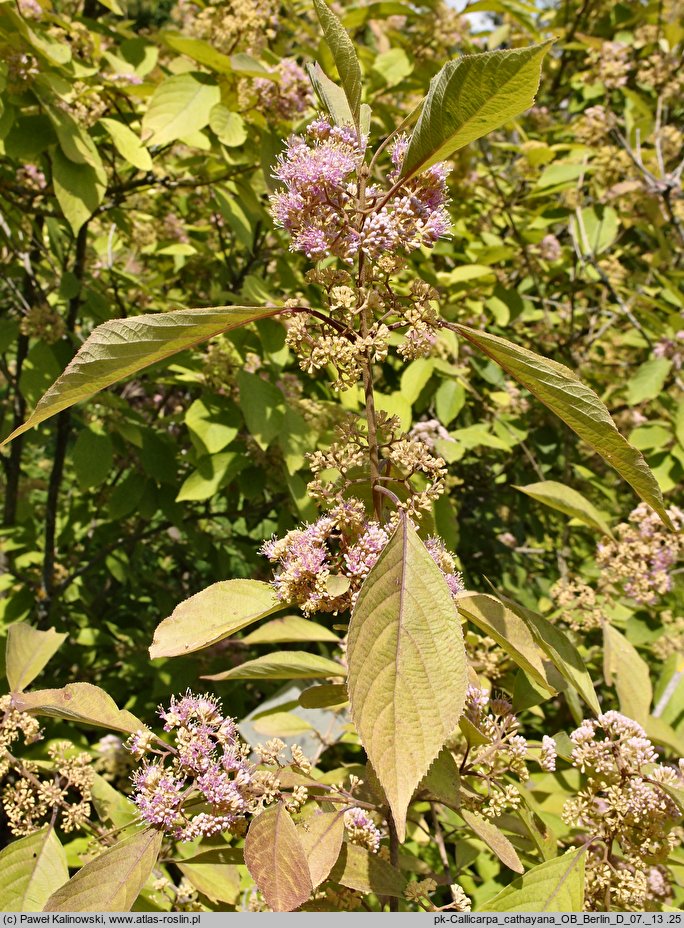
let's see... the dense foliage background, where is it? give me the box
[0,0,682,913]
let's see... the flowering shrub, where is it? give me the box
[0,0,682,916]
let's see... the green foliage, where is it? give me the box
[0,0,682,914]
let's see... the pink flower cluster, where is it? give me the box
[254,58,311,120]
[128,692,253,841]
[344,806,381,852]
[262,507,463,616]
[270,120,451,263]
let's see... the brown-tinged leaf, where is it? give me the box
[460,808,524,873]
[298,812,345,888]
[347,518,467,842]
[328,843,406,896]
[244,803,313,912]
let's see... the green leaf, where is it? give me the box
[460,808,524,873]
[400,43,550,181]
[91,774,137,829]
[204,651,344,682]
[244,803,313,912]
[400,358,433,405]
[142,73,221,147]
[44,829,163,912]
[342,2,414,28]
[51,148,106,235]
[297,811,345,888]
[489,589,601,715]
[0,306,281,448]
[242,615,339,645]
[454,324,672,528]
[6,623,66,692]
[347,517,468,842]
[161,33,234,73]
[373,48,412,86]
[209,105,247,147]
[177,861,240,905]
[313,0,362,124]
[480,847,586,911]
[298,683,349,709]
[435,380,465,426]
[603,624,651,723]
[626,357,672,406]
[149,579,284,659]
[0,827,68,912]
[99,118,152,171]
[12,683,147,735]
[71,426,114,490]
[328,843,406,897]
[456,592,555,693]
[176,451,245,503]
[237,370,285,450]
[184,397,240,455]
[514,480,613,536]
[308,62,355,126]
[571,205,618,256]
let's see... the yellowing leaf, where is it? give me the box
[515,480,613,537]
[0,306,281,448]
[454,324,672,528]
[299,683,349,709]
[0,827,68,912]
[99,118,152,171]
[457,592,555,693]
[297,811,345,888]
[209,105,247,147]
[480,847,586,911]
[6,623,66,692]
[44,829,163,912]
[244,803,313,912]
[401,43,551,180]
[149,579,284,659]
[242,615,339,645]
[252,711,313,736]
[460,809,523,873]
[328,843,406,897]
[142,73,220,147]
[204,651,344,682]
[177,861,240,905]
[51,148,106,234]
[12,683,146,735]
[489,588,601,716]
[347,518,467,842]
[603,624,651,723]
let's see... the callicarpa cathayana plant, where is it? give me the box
[1,0,683,916]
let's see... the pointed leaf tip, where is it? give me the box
[347,517,468,841]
